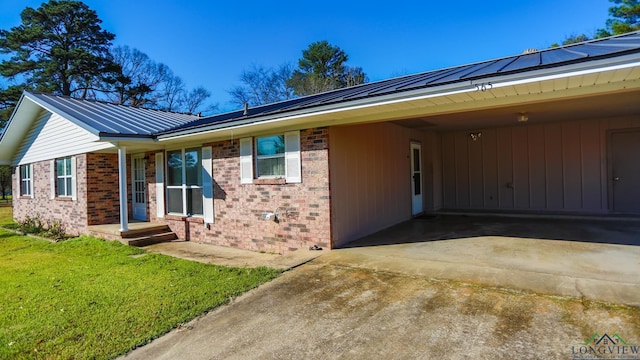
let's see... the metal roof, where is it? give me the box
[24,92,201,137]
[162,31,640,135]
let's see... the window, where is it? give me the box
[166,148,203,216]
[256,135,285,177]
[56,157,73,197]
[20,164,33,197]
[240,131,301,184]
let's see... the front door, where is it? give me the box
[410,143,423,216]
[132,155,147,221]
[611,131,640,214]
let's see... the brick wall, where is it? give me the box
[86,153,121,225]
[151,127,332,254]
[12,154,89,236]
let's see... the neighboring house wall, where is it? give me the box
[12,155,88,236]
[440,116,640,213]
[150,127,331,254]
[329,122,430,248]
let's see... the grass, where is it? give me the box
[0,217,281,359]
[0,206,11,225]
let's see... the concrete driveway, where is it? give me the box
[121,215,640,360]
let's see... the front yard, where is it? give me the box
[0,207,281,359]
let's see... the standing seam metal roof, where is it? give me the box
[25,93,201,136]
[163,31,640,135]
[16,31,640,139]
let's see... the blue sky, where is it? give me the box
[0,0,611,112]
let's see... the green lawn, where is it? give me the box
[0,223,281,359]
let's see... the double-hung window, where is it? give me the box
[56,157,73,197]
[256,135,285,177]
[20,164,33,197]
[166,148,203,216]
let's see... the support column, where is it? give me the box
[118,146,129,232]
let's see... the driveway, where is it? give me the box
[121,216,640,359]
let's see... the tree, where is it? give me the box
[596,0,640,37]
[287,40,367,96]
[0,165,11,200]
[108,45,167,107]
[182,86,212,115]
[228,64,294,108]
[0,0,118,100]
[550,34,591,48]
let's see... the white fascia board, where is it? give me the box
[157,54,640,142]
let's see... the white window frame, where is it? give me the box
[255,134,286,179]
[240,130,301,184]
[55,157,73,197]
[166,148,204,217]
[20,164,33,197]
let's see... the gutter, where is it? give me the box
[157,53,640,141]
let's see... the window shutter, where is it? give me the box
[155,152,165,218]
[15,167,20,198]
[50,160,55,199]
[284,130,301,183]
[70,157,77,201]
[239,137,253,184]
[28,165,34,198]
[202,146,214,224]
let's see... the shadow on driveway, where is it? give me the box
[341,214,640,248]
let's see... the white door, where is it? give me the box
[132,155,147,221]
[410,143,423,216]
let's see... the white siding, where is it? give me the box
[13,110,113,165]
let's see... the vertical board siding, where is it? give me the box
[545,124,564,209]
[440,117,637,214]
[482,129,499,208]
[454,133,470,207]
[512,127,530,208]
[528,125,546,209]
[496,128,514,208]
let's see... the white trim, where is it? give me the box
[70,156,77,201]
[155,152,165,218]
[202,146,214,224]
[239,137,253,184]
[118,147,129,232]
[49,160,55,199]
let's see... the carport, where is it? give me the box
[329,214,640,306]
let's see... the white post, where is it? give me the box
[118,146,129,232]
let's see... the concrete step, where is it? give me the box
[126,232,178,247]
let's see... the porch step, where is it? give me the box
[87,223,178,247]
[126,231,178,247]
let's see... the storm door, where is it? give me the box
[411,142,423,215]
[132,155,147,221]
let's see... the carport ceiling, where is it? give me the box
[392,90,640,131]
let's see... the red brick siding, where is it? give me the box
[86,153,121,225]
[150,127,332,254]
[12,155,89,236]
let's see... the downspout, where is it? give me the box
[118,146,129,232]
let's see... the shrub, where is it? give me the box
[17,215,68,241]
